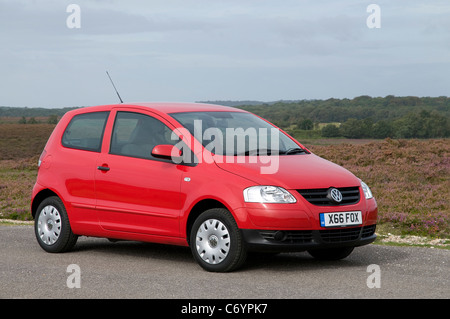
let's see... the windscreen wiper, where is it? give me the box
[235,147,309,156]
[235,149,277,156]
[283,147,309,155]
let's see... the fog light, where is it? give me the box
[274,231,286,242]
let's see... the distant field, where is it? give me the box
[0,123,448,239]
[0,116,52,124]
[0,124,55,160]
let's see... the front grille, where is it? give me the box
[361,224,376,238]
[297,187,360,206]
[319,227,362,243]
[256,225,376,246]
[260,230,313,244]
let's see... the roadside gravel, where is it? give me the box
[379,233,449,248]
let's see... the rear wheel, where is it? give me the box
[190,208,247,272]
[308,247,354,260]
[35,196,78,253]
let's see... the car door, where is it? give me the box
[58,110,110,231]
[95,109,184,237]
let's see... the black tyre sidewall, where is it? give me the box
[190,208,247,272]
[34,196,77,253]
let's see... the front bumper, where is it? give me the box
[242,224,377,252]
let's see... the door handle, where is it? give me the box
[97,165,110,172]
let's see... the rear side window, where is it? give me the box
[62,111,109,152]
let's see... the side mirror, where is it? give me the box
[151,144,182,161]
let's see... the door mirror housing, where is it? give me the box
[151,144,182,161]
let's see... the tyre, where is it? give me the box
[307,247,354,260]
[34,196,78,253]
[190,208,247,272]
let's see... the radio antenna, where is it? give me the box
[106,71,123,103]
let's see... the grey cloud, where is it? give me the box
[0,0,449,107]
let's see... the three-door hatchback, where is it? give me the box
[32,102,377,272]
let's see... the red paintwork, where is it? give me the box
[151,144,182,158]
[31,103,377,247]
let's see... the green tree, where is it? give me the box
[372,120,394,138]
[340,118,369,138]
[28,117,38,124]
[321,124,340,137]
[47,115,58,124]
[299,119,313,130]
[423,111,450,138]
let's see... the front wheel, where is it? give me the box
[190,208,247,272]
[34,196,78,253]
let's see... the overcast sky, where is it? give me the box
[1,0,449,108]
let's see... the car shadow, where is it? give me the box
[71,237,409,272]
[73,237,194,263]
[242,244,410,272]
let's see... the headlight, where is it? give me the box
[243,186,297,203]
[361,181,373,199]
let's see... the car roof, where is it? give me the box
[133,102,243,114]
[69,102,247,116]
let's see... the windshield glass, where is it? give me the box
[170,111,303,156]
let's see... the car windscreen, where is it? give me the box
[170,111,305,156]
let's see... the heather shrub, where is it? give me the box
[308,139,449,238]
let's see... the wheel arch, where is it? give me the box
[185,198,229,244]
[31,189,59,219]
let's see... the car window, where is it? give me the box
[110,111,179,159]
[171,111,298,155]
[61,111,109,152]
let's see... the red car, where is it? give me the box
[31,102,377,272]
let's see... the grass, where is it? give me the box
[0,123,449,240]
[0,157,37,221]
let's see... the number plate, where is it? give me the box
[320,211,362,227]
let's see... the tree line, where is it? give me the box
[0,106,77,118]
[2,95,449,138]
[322,110,449,139]
[234,96,450,139]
